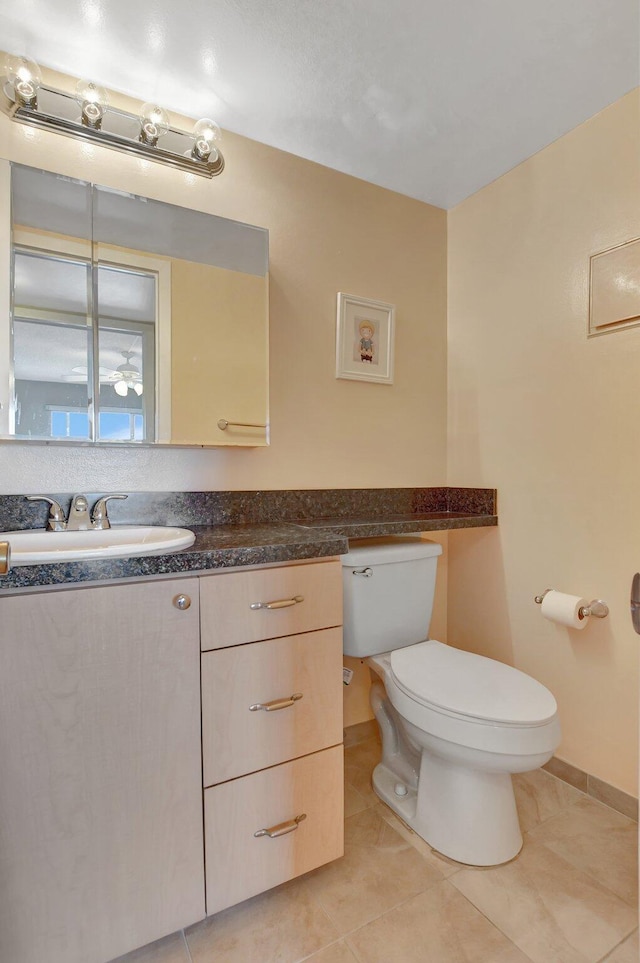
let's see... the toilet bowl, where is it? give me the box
[341,536,561,866]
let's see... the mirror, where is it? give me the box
[1,162,269,447]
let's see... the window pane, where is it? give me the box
[99,411,132,441]
[50,411,67,436]
[13,316,90,439]
[68,411,90,438]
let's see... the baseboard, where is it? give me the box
[344,719,378,747]
[543,756,638,821]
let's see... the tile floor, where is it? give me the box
[114,736,638,963]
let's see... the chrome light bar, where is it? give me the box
[1,81,225,179]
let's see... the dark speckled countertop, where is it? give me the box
[0,487,497,592]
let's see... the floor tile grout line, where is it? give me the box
[181,928,194,963]
[594,926,639,962]
[525,830,639,910]
[446,875,540,963]
[449,845,638,963]
[294,936,357,963]
[310,877,534,963]
[314,876,459,946]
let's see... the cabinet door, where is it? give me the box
[0,578,205,963]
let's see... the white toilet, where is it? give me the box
[341,536,561,866]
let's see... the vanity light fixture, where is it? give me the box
[1,54,225,178]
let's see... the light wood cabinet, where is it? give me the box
[0,557,344,962]
[201,558,344,916]
[0,578,205,963]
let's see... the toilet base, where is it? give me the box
[369,677,525,866]
[372,754,523,867]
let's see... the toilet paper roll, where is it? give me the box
[540,590,589,630]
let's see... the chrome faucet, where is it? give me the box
[91,494,128,530]
[25,495,67,531]
[26,493,128,531]
[66,494,91,531]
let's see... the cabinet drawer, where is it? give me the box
[200,560,342,650]
[202,627,343,786]
[205,746,343,915]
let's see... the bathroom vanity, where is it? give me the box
[0,559,344,963]
[0,486,497,963]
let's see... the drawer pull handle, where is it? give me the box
[250,595,304,611]
[249,692,303,712]
[254,813,307,838]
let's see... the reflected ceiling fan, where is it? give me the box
[65,352,143,395]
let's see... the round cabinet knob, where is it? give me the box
[173,594,191,610]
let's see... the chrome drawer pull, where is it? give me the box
[250,595,304,611]
[254,813,307,838]
[249,692,303,712]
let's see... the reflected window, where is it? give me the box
[50,408,144,441]
[50,409,90,440]
[97,263,156,442]
[13,247,91,439]
[11,247,157,441]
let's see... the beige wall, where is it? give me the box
[0,64,447,495]
[447,90,640,795]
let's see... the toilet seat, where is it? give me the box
[390,640,557,728]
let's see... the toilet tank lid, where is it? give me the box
[341,536,443,566]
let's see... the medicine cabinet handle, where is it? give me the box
[250,595,304,610]
[217,419,267,431]
[254,813,307,838]
[249,693,303,712]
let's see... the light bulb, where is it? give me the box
[114,380,128,397]
[139,103,169,146]
[191,117,221,162]
[75,79,109,129]
[5,54,42,108]
[133,382,143,396]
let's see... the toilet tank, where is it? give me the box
[341,536,443,657]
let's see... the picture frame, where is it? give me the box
[335,292,395,384]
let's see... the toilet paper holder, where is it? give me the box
[534,588,609,619]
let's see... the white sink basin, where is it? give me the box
[0,526,196,566]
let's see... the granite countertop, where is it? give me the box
[0,487,497,592]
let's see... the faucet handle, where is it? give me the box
[25,495,66,531]
[91,493,128,530]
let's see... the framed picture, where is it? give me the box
[589,237,640,336]
[335,293,395,384]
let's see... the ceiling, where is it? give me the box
[1,0,638,208]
